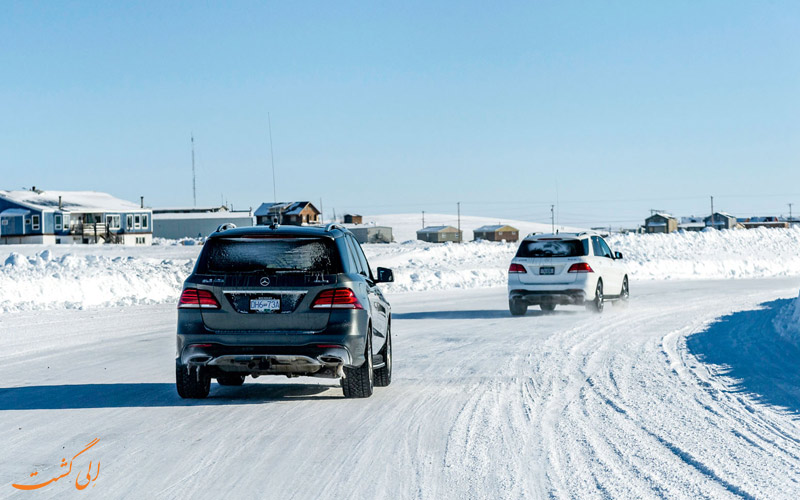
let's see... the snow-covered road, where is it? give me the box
[2,279,800,499]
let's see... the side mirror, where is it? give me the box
[376,267,394,283]
[614,251,624,260]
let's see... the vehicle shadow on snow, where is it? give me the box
[394,309,581,320]
[687,298,800,414]
[0,382,343,410]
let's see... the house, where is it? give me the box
[644,213,678,233]
[343,214,363,224]
[152,206,255,239]
[704,212,739,230]
[738,216,790,230]
[473,224,519,242]
[0,188,153,245]
[678,216,706,232]
[254,201,320,226]
[416,226,463,243]
[347,225,393,244]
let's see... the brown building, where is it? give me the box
[343,214,363,224]
[473,224,519,242]
[416,225,463,243]
[255,201,321,226]
[644,213,678,233]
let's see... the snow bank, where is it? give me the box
[773,291,800,345]
[607,227,800,281]
[2,225,800,313]
[365,240,516,293]
[0,251,193,313]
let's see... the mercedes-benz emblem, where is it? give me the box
[259,277,270,287]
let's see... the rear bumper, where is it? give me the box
[178,343,352,379]
[176,309,368,377]
[509,289,588,306]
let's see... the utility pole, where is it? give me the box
[191,134,196,207]
[790,203,794,222]
[457,202,461,243]
[710,196,715,229]
[320,198,324,224]
[422,211,425,229]
[268,113,277,203]
[551,205,555,233]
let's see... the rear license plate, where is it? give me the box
[250,298,280,313]
[539,267,555,275]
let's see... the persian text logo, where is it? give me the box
[12,438,101,491]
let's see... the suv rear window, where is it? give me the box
[516,239,589,258]
[195,237,342,274]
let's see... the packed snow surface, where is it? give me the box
[1,220,800,312]
[2,279,800,498]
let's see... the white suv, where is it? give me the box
[507,232,629,315]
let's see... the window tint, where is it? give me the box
[195,237,342,275]
[598,238,614,259]
[516,239,588,258]
[591,236,602,257]
[349,235,372,278]
[342,236,362,274]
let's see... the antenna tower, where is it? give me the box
[191,134,196,207]
[268,113,277,203]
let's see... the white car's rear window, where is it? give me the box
[516,239,589,258]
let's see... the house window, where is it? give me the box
[25,218,31,225]
[55,214,63,230]
[106,214,121,230]
[134,215,141,229]
[1,220,7,226]
[127,214,134,229]
[31,215,40,230]
[141,214,149,230]
[63,214,70,230]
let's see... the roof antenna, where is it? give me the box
[191,133,197,207]
[268,113,277,203]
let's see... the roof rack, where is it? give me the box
[325,223,346,232]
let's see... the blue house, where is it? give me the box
[0,188,153,245]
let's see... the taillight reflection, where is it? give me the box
[568,263,594,273]
[311,288,364,310]
[508,263,527,274]
[178,288,221,309]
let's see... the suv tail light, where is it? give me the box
[311,288,364,309]
[508,263,527,274]
[178,288,221,309]
[568,263,594,273]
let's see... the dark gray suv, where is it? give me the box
[175,223,393,399]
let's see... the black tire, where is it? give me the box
[374,324,392,387]
[176,363,210,399]
[616,276,630,307]
[216,374,246,386]
[587,279,604,313]
[540,303,556,312]
[341,328,374,398]
[509,299,528,316]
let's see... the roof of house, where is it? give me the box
[474,224,518,232]
[0,190,144,213]
[153,212,255,221]
[417,225,460,234]
[704,212,736,221]
[0,208,31,216]
[254,201,317,217]
[646,212,675,221]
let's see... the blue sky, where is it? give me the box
[2,1,799,227]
